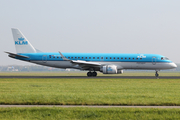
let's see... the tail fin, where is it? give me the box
[12,28,36,53]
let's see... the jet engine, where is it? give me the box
[100,65,123,74]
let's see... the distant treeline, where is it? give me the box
[0,65,68,72]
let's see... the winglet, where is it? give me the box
[58,51,71,61]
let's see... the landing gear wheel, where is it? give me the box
[155,73,159,77]
[155,71,159,78]
[87,72,92,77]
[92,72,97,77]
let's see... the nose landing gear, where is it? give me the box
[155,71,159,78]
[87,71,97,77]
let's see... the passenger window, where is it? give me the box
[75,57,77,59]
[53,57,55,58]
[82,57,83,59]
[49,55,51,58]
[101,57,103,59]
[125,58,127,59]
[133,58,134,59]
[57,57,59,58]
[117,57,119,59]
[89,57,91,59]
[85,57,87,59]
[68,57,70,59]
[136,58,138,59]
[110,57,112,59]
[93,57,95,59]
[71,57,73,59]
[140,58,142,60]
[129,58,130,59]
[114,57,115,59]
[106,57,108,59]
[78,57,80,59]
[97,57,99,59]
[121,58,123,59]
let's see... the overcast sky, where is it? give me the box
[1,0,180,65]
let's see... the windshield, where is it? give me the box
[161,57,169,60]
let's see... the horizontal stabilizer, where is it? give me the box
[4,51,29,58]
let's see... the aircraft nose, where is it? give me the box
[171,63,177,68]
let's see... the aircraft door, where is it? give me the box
[42,55,47,63]
[152,57,156,65]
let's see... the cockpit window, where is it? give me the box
[161,57,169,60]
[165,57,169,60]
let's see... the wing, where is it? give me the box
[72,60,101,66]
[59,51,102,70]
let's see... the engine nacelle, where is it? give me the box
[100,65,123,74]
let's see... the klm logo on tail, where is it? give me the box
[18,37,24,41]
[15,37,28,45]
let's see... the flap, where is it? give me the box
[72,60,101,66]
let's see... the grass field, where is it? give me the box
[0,71,180,76]
[0,78,180,105]
[0,107,180,120]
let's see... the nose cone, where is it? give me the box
[171,63,177,69]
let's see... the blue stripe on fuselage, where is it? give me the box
[16,53,172,63]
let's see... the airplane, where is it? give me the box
[5,28,177,77]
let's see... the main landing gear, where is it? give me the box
[155,71,159,78]
[87,71,97,77]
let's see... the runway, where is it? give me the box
[0,105,180,108]
[0,76,180,79]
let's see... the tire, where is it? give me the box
[87,72,92,77]
[155,73,159,77]
[92,72,97,77]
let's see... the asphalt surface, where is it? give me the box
[0,76,180,79]
[0,105,180,108]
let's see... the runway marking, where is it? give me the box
[0,76,180,79]
[0,105,180,108]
